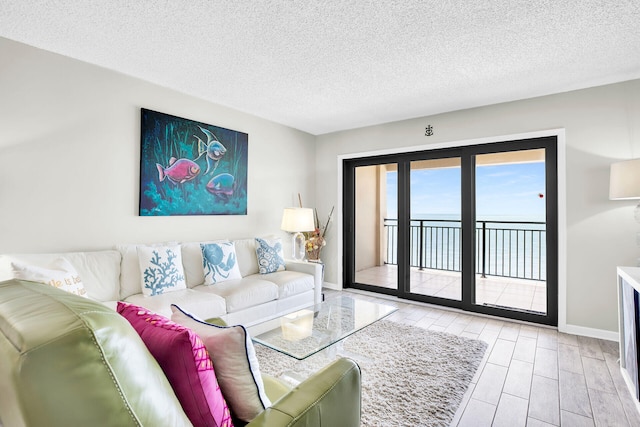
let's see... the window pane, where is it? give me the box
[354,164,397,290]
[408,158,462,301]
[475,149,547,314]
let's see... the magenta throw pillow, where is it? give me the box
[117,302,233,427]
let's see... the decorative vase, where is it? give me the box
[306,248,322,262]
[305,236,324,262]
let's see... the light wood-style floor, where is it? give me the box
[326,289,640,427]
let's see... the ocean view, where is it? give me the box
[384,214,547,281]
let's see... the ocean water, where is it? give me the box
[385,213,547,280]
[409,212,546,223]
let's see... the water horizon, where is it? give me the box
[386,212,546,223]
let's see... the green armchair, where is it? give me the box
[0,280,361,427]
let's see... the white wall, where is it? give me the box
[0,38,316,254]
[317,79,640,337]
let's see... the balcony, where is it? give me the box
[355,218,547,313]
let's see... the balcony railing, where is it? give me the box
[384,218,546,281]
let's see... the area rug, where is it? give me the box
[254,319,488,427]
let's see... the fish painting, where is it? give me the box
[206,173,235,199]
[195,126,227,175]
[139,108,248,216]
[156,157,200,184]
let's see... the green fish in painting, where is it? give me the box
[194,126,227,175]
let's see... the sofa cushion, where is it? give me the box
[202,242,242,285]
[171,305,271,423]
[233,238,259,277]
[255,237,285,274]
[124,288,227,319]
[0,250,122,302]
[248,270,314,299]
[0,280,192,427]
[137,244,187,296]
[118,302,233,427]
[194,278,278,313]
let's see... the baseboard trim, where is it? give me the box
[322,281,341,290]
[558,324,619,342]
[327,285,620,342]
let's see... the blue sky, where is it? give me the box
[386,162,546,221]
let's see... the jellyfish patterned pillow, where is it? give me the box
[201,242,242,285]
[255,237,285,274]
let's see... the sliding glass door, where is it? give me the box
[343,137,558,326]
[474,149,548,314]
[407,157,462,301]
[351,161,398,295]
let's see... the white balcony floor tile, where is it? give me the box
[355,265,546,312]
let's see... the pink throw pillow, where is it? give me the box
[117,302,233,427]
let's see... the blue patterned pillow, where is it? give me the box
[255,237,285,274]
[201,241,242,285]
[137,245,187,296]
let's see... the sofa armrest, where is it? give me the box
[285,260,324,305]
[248,358,361,427]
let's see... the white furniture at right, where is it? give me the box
[616,266,640,415]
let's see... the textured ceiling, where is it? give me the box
[2,1,640,135]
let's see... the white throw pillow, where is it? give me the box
[10,258,88,297]
[201,241,242,285]
[255,237,285,274]
[137,245,187,296]
[170,304,271,422]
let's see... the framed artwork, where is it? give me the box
[139,108,248,216]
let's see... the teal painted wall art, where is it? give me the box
[139,108,248,216]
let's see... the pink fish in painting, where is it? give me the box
[156,157,200,184]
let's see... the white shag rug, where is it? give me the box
[255,319,488,427]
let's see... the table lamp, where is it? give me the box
[281,207,315,260]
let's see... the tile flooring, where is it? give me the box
[330,289,640,426]
[355,265,547,313]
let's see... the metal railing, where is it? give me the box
[384,218,546,281]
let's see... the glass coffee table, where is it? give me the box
[249,295,397,360]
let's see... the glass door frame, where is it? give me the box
[343,153,400,299]
[343,136,558,326]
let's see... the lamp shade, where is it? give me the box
[280,208,315,232]
[610,159,640,200]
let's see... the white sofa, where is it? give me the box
[0,238,323,327]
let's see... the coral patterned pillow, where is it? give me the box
[201,241,242,285]
[136,244,187,296]
[117,302,233,427]
[255,237,285,274]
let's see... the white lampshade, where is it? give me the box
[281,208,315,261]
[280,208,315,232]
[610,159,640,200]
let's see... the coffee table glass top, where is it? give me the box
[249,295,397,360]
